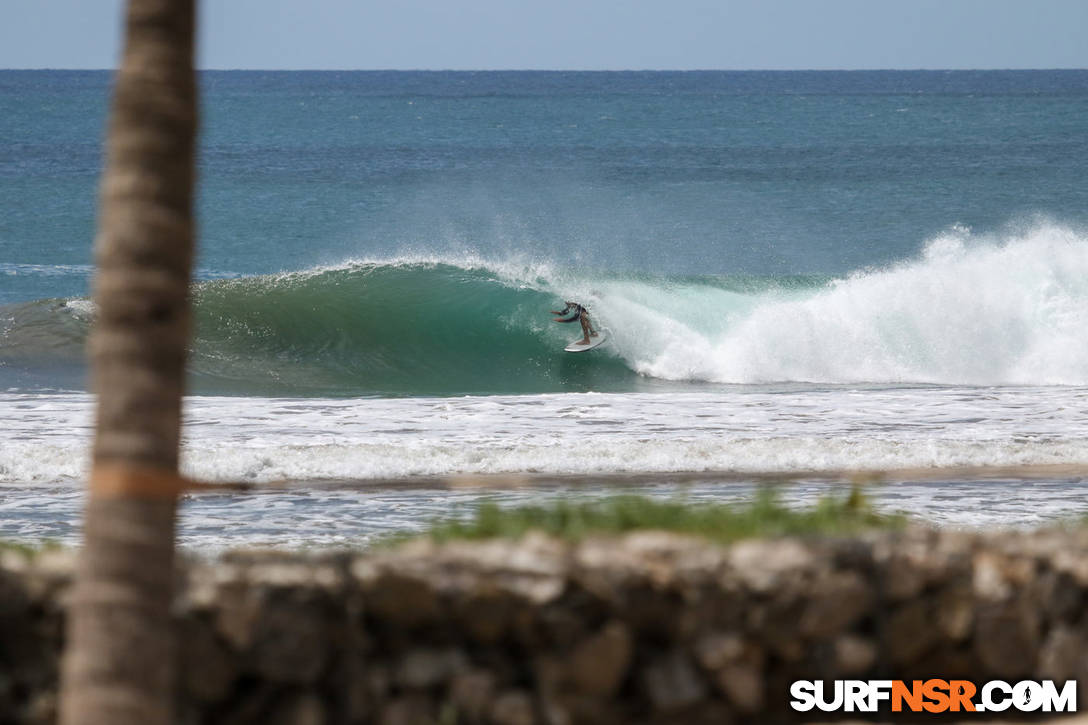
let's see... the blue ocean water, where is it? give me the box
[3,70,1088,287]
[4,70,1088,545]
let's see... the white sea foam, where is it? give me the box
[62,298,95,318]
[4,388,1088,549]
[4,386,1088,485]
[0,263,94,278]
[584,224,1088,386]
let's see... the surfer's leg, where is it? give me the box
[583,310,598,337]
[579,312,591,344]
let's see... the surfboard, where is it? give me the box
[564,328,610,353]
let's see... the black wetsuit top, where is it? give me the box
[556,302,584,323]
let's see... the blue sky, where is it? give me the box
[2,0,1086,70]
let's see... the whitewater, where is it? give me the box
[4,383,1088,548]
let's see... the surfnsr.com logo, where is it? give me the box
[790,679,1077,714]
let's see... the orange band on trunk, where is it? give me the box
[90,464,195,499]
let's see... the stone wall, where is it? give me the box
[2,527,1087,724]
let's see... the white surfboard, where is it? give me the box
[564,328,610,353]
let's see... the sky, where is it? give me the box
[1,0,1087,71]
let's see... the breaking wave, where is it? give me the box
[4,224,1088,395]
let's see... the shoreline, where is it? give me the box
[196,461,1088,494]
[3,463,1085,552]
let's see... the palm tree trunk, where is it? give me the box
[59,1,197,723]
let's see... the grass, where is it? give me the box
[0,539,63,557]
[392,486,905,546]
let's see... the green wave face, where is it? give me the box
[188,261,646,395]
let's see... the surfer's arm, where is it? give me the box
[551,301,586,323]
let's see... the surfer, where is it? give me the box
[551,301,598,346]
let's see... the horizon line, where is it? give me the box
[3,67,1088,73]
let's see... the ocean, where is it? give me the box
[3,70,1088,549]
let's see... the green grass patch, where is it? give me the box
[0,539,63,557]
[393,486,904,546]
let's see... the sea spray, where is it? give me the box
[622,224,1088,386]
